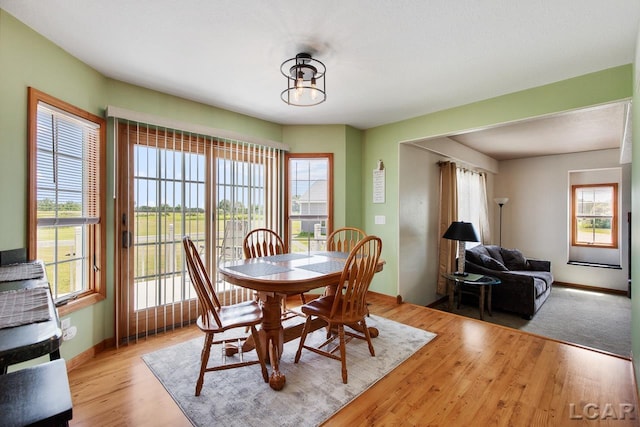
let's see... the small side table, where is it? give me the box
[443,273,501,320]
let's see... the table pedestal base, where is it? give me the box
[256,294,285,390]
[234,293,378,390]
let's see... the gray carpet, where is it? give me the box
[143,315,436,427]
[435,285,631,357]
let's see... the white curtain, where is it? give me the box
[456,167,490,245]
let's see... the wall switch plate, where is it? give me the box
[375,215,386,225]
[61,317,71,330]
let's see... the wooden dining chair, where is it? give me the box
[243,228,307,312]
[182,236,268,396]
[325,226,367,253]
[294,235,382,384]
[324,227,367,297]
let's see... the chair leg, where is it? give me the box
[250,325,269,383]
[361,319,375,357]
[338,325,347,384]
[294,316,313,363]
[325,321,333,339]
[196,333,214,396]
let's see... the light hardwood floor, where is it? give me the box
[67,293,639,426]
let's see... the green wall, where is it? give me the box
[105,80,282,142]
[345,126,364,228]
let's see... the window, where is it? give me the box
[571,183,618,248]
[285,154,333,253]
[28,88,106,311]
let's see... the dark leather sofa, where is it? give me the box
[464,245,553,319]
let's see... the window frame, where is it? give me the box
[571,183,618,249]
[284,153,333,252]
[28,87,107,315]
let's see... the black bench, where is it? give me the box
[0,359,72,427]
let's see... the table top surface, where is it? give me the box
[219,251,385,294]
[443,272,501,286]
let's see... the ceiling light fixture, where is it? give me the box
[280,52,326,106]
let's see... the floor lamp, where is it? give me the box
[494,197,509,246]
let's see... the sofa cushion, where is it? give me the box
[510,270,554,297]
[532,277,548,298]
[483,245,504,264]
[478,254,508,271]
[466,246,489,265]
[526,259,551,272]
[501,248,527,270]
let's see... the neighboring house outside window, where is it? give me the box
[28,88,106,312]
[285,153,333,253]
[298,180,327,215]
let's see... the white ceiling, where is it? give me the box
[1,1,639,159]
[449,102,631,161]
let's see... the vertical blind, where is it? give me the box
[116,119,284,343]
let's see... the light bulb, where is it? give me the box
[310,77,317,100]
[295,70,304,97]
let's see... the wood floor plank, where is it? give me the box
[66,293,639,426]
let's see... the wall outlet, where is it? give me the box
[375,215,386,225]
[61,317,71,330]
[62,326,77,341]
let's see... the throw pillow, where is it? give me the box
[479,254,508,271]
[484,245,504,263]
[501,248,527,270]
[465,249,484,265]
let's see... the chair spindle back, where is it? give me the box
[331,235,382,321]
[326,227,367,253]
[243,228,285,259]
[183,236,223,328]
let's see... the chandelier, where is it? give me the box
[280,52,326,106]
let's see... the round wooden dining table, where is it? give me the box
[218,251,384,390]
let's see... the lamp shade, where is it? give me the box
[494,197,509,206]
[442,221,479,242]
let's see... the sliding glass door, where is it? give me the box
[116,122,283,342]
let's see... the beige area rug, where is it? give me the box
[143,315,436,427]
